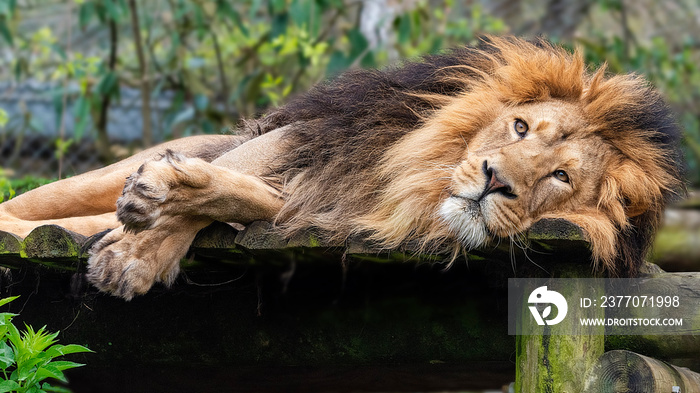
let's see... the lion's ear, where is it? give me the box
[540,211,618,274]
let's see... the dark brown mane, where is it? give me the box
[243,36,685,276]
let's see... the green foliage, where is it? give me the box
[0,109,8,128]
[0,170,15,203]
[575,14,700,184]
[0,297,92,393]
[1,1,698,184]
[0,169,53,203]
[1,0,506,143]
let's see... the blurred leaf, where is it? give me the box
[171,106,195,127]
[97,71,118,97]
[73,96,91,139]
[0,16,13,46]
[271,0,286,14]
[0,108,8,128]
[347,28,368,60]
[186,57,206,69]
[397,14,412,44]
[50,43,67,60]
[78,2,94,29]
[290,0,310,27]
[326,50,349,75]
[104,0,125,22]
[217,0,248,36]
[271,13,289,39]
[193,94,208,111]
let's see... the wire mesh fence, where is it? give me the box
[0,80,183,180]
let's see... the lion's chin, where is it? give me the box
[438,197,489,250]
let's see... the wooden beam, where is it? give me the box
[583,350,700,393]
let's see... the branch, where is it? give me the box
[211,32,231,118]
[95,18,118,162]
[128,0,153,147]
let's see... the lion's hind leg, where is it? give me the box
[87,150,284,299]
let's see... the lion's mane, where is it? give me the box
[247,36,684,275]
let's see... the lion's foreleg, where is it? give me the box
[88,150,284,299]
[114,151,283,231]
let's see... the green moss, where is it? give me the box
[307,234,321,248]
[0,234,21,255]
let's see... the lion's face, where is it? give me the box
[439,100,613,248]
[298,37,683,275]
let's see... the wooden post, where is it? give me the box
[515,268,605,392]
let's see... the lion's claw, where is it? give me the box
[116,151,211,233]
[116,166,168,233]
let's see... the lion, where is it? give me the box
[0,37,684,299]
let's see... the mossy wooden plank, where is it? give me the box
[286,230,341,248]
[0,230,26,268]
[527,218,586,241]
[583,350,700,393]
[191,221,240,250]
[21,225,86,269]
[234,221,288,250]
[0,230,22,255]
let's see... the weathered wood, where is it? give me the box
[21,225,86,269]
[620,272,700,334]
[526,218,585,241]
[0,230,22,255]
[0,230,24,269]
[606,335,700,364]
[190,221,239,249]
[515,265,606,393]
[583,350,700,393]
[234,220,288,250]
[0,216,697,391]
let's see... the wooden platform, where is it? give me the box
[0,219,698,392]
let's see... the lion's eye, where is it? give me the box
[514,119,529,137]
[553,170,569,183]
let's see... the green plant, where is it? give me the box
[0,297,92,393]
[0,172,54,202]
[0,108,8,128]
[0,170,15,203]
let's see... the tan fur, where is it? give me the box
[349,38,682,274]
[0,37,684,298]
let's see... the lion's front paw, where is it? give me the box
[117,151,211,233]
[86,225,187,300]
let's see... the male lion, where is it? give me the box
[0,37,684,299]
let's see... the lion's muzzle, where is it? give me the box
[480,161,516,201]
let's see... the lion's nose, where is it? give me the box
[479,161,516,200]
